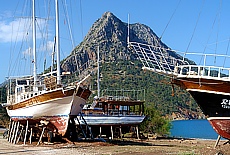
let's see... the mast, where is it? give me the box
[127,14,130,45]
[97,46,100,98]
[55,0,61,85]
[32,0,37,85]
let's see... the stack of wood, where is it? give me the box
[44,76,57,90]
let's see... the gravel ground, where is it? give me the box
[0,137,229,155]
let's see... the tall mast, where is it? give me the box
[32,0,37,85]
[127,14,130,45]
[55,0,61,85]
[97,46,100,98]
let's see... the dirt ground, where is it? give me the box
[0,137,229,155]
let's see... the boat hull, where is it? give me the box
[77,115,145,126]
[207,118,230,140]
[173,77,230,139]
[6,87,91,136]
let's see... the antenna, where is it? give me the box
[127,14,130,45]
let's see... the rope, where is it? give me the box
[62,0,75,49]
[214,0,222,65]
[199,0,222,66]
[185,0,205,56]
[160,0,181,40]
[223,37,230,67]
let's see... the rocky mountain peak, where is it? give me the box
[61,11,171,74]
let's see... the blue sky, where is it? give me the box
[0,0,229,83]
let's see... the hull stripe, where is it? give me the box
[187,88,230,96]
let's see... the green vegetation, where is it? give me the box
[0,86,9,127]
[139,105,171,136]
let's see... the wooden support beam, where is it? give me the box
[214,135,221,148]
[24,120,29,145]
[10,121,16,143]
[7,119,12,142]
[119,126,122,139]
[30,128,33,144]
[16,127,23,144]
[8,120,12,142]
[99,126,102,138]
[75,116,87,138]
[136,125,139,139]
[13,122,20,144]
[111,126,113,140]
[37,127,45,146]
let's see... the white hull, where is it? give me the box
[7,92,88,136]
[76,115,145,126]
[7,95,86,119]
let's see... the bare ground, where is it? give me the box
[0,137,229,155]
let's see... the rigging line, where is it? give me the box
[42,0,52,71]
[198,0,220,66]
[10,1,30,77]
[214,0,222,65]
[160,0,181,40]
[47,0,52,70]
[62,0,75,49]
[184,0,205,59]
[8,0,26,77]
[223,37,230,67]
[79,0,84,40]
[69,0,75,45]
[36,19,47,71]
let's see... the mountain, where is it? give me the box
[60,12,203,119]
[61,12,176,73]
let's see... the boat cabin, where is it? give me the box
[82,96,144,116]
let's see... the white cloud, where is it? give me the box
[0,16,56,59]
[0,17,52,43]
[0,18,31,43]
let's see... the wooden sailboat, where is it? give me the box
[4,0,91,136]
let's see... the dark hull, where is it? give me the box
[188,91,230,117]
[173,77,230,139]
[189,90,230,139]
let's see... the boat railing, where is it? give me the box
[82,109,143,116]
[129,41,189,76]
[129,41,230,80]
[174,65,230,80]
[101,89,145,101]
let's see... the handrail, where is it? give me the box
[174,65,230,79]
[129,41,230,80]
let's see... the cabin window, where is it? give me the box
[17,87,23,93]
[17,80,27,85]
